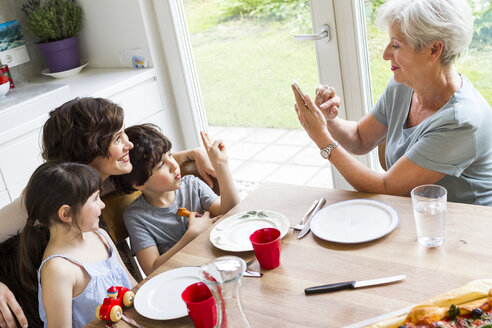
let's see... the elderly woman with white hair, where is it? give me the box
[293,0,492,205]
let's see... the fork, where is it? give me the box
[292,199,319,235]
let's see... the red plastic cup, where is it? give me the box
[181,282,217,328]
[249,228,281,269]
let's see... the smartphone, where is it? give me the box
[292,79,305,102]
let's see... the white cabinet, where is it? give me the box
[0,130,43,202]
[0,130,43,189]
[110,78,162,126]
[142,109,182,144]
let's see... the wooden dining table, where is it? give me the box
[86,182,492,328]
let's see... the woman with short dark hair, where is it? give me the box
[42,97,126,165]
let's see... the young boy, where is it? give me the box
[113,124,239,275]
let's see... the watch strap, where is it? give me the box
[320,141,339,159]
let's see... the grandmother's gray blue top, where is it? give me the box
[372,75,492,206]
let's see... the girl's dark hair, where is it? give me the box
[19,162,102,291]
[42,97,124,164]
[113,124,172,194]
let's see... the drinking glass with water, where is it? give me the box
[411,185,447,247]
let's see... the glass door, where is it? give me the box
[182,0,339,193]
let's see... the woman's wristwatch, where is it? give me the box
[320,141,339,159]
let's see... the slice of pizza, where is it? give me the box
[370,279,492,328]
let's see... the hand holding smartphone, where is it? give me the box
[292,79,305,102]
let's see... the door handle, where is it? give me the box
[294,24,331,42]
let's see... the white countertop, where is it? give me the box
[0,68,156,145]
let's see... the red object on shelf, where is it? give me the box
[0,65,14,89]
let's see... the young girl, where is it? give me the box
[19,162,136,328]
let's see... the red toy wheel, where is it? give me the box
[123,291,135,307]
[110,305,122,322]
[95,305,102,320]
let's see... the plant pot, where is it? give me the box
[38,36,80,73]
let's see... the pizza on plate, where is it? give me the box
[370,279,492,328]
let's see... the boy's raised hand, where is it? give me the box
[200,131,228,166]
[200,131,239,216]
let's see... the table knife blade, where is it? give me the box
[297,197,326,238]
[305,274,406,294]
[244,270,263,278]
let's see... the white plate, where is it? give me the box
[310,199,399,243]
[41,62,88,79]
[134,266,200,320]
[210,210,290,252]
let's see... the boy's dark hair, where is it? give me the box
[113,124,172,194]
[42,97,124,164]
[19,162,102,291]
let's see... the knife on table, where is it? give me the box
[304,274,406,295]
[297,197,326,239]
[244,270,263,278]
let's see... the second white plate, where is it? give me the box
[41,62,88,79]
[134,266,201,320]
[210,210,289,252]
[310,199,399,243]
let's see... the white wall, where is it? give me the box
[78,0,152,68]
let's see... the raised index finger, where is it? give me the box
[200,131,211,149]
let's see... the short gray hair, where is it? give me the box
[376,0,474,66]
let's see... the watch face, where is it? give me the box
[320,142,338,159]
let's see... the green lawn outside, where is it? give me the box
[189,19,318,128]
[185,0,492,128]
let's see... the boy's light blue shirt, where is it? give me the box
[372,75,492,206]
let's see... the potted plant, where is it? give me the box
[21,0,83,73]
